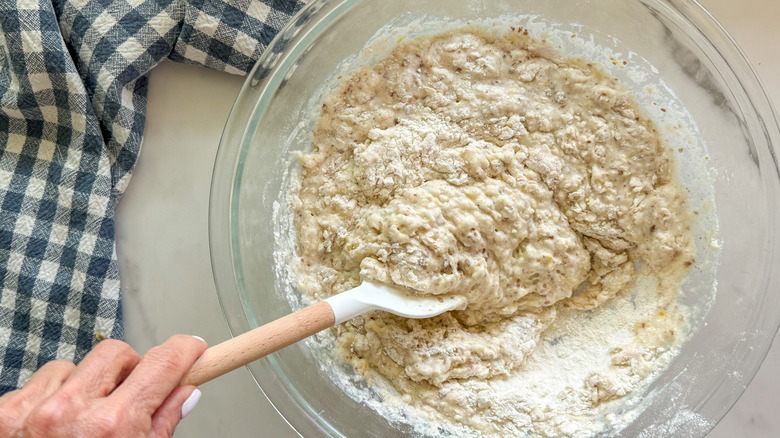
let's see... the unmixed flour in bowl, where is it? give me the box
[291,26,694,437]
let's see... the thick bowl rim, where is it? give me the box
[209,0,780,436]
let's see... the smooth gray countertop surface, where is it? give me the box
[115,0,780,435]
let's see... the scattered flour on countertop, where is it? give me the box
[291,26,695,437]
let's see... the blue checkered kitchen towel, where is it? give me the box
[0,0,303,394]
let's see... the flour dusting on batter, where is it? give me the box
[291,27,694,437]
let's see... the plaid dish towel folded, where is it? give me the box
[0,0,303,394]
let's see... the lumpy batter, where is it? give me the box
[292,27,694,436]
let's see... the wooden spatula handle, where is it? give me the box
[181,301,335,386]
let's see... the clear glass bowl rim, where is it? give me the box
[208,0,780,436]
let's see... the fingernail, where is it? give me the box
[181,388,201,419]
[192,335,206,344]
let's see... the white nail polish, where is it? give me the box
[192,335,206,343]
[181,388,202,419]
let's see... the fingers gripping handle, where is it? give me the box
[181,301,336,386]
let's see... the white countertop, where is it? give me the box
[115,0,780,436]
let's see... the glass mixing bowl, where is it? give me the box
[209,0,780,436]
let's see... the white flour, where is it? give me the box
[288,25,702,437]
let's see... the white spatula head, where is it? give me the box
[181,281,468,386]
[325,281,468,325]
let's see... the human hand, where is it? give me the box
[0,335,207,437]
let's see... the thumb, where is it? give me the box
[149,386,200,438]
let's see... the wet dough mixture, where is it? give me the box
[292,27,694,436]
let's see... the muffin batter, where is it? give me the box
[292,27,694,436]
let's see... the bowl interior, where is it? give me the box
[210,0,780,436]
